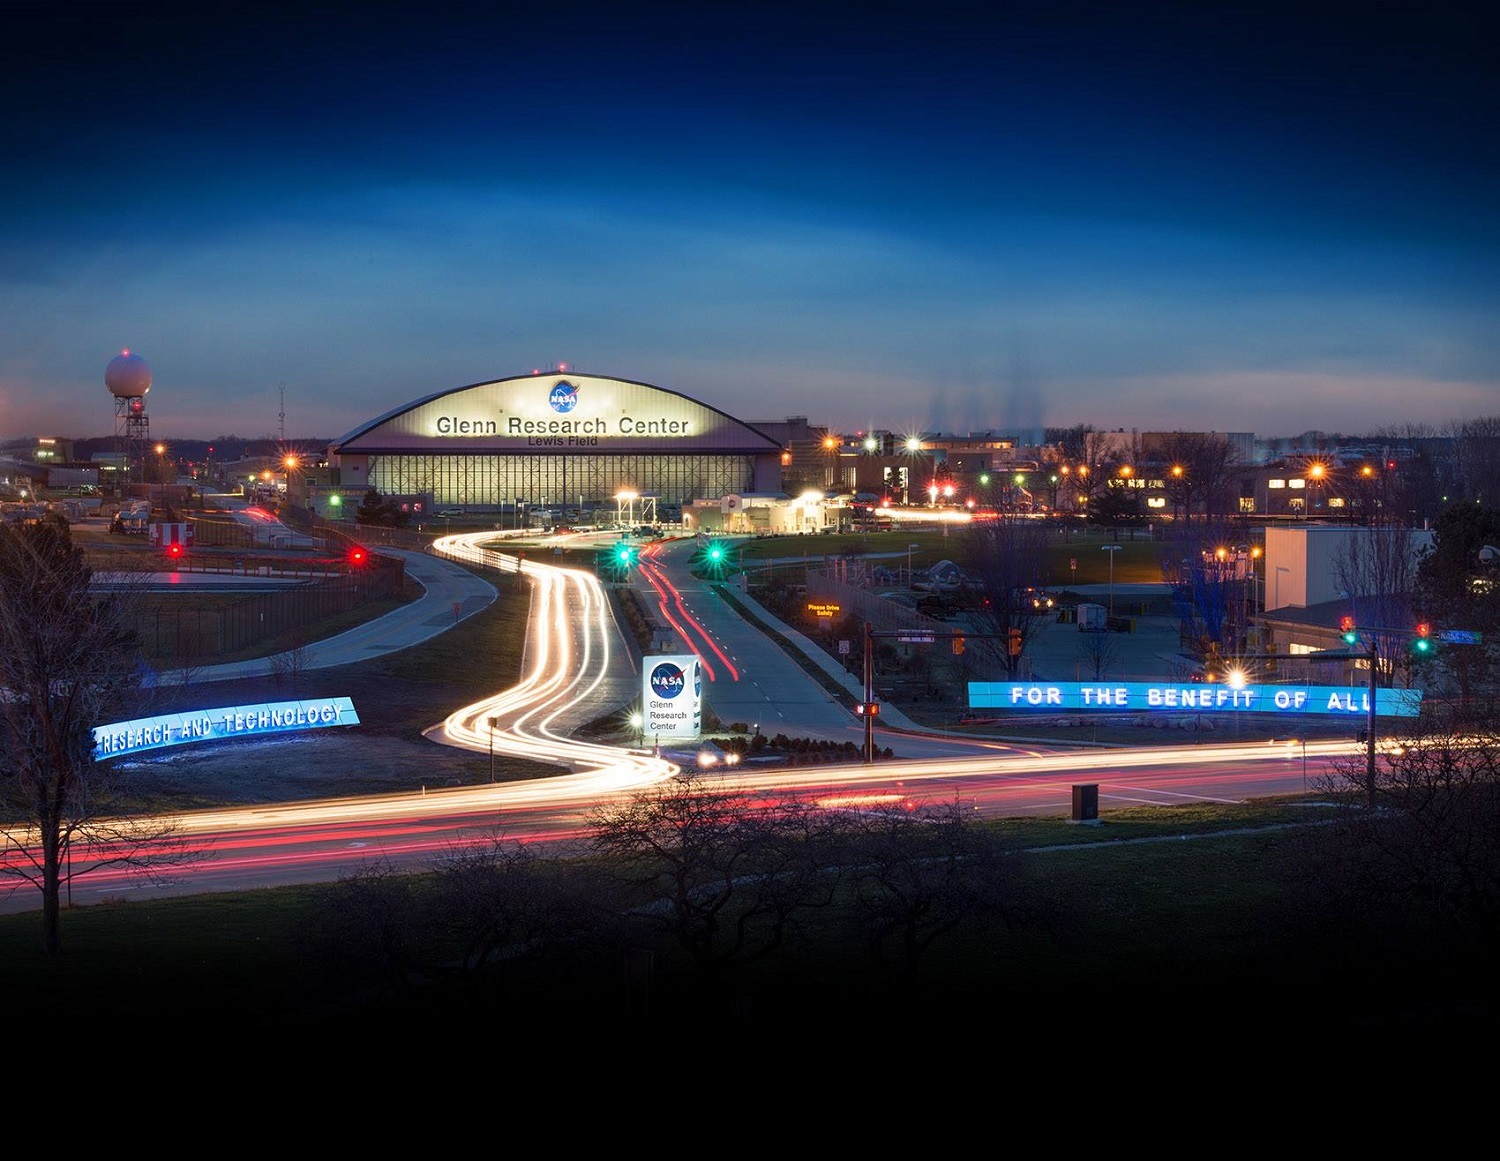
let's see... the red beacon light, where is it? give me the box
[348,546,368,567]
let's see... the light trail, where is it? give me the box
[426,531,678,795]
[635,540,740,681]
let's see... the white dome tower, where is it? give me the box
[106,349,152,495]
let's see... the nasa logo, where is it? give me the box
[692,661,701,698]
[548,380,579,414]
[650,662,685,699]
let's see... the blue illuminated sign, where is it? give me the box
[94,697,360,759]
[548,380,579,413]
[968,681,1421,718]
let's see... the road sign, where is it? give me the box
[838,640,851,655]
[1438,629,1482,644]
[896,632,936,644]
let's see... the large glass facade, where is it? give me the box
[366,452,759,512]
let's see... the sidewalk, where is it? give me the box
[150,548,498,685]
[726,589,927,731]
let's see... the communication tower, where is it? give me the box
[105,349,152,495]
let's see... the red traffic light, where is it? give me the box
[854,702,881,717]
[348,546,368,567]
[165,542,184,559]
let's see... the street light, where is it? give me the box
[487,715,500,782]
[1102,544,1122,616]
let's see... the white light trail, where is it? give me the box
[427,532,676,796]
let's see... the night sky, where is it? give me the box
[2,0,1495,444]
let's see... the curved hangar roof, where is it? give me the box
[329,373,783,456]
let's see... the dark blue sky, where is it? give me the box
[3,0,1495,442]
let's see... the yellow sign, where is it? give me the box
[807,602,841,618]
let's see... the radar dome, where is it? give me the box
[105,349,151,398]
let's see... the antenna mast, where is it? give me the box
[278,384,286,441]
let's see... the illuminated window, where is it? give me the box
[1288,479,1306,489]
[1328,497,1345,508]
[1268,479,1285,489]
[1238,497,1256,513]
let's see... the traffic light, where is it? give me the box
[952,635,965,655]
[1008,628,1022,657]
[600,540,637,580]
[1340,615,1358,645]
[1413,622,1432,655]
[697,538,729,576]
[348,545,369,567]
[165,541,185,563]
[854,702,881,718]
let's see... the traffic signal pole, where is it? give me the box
[1365,639,1377,810]
[863,621,874,764]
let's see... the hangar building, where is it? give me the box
[325,372,787,521]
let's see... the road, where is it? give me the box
[0,735,1352,913]
[0,527,1355,914]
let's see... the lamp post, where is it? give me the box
[1102,544,1122,616]
[907,542,918,586]
[487,715,499,782]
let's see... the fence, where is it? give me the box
[141,570,405,662]
[142,512,409,665]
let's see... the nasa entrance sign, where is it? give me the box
[643,654,702,740]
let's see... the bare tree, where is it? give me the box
[960,513,1055,678]
[0,517,192,953]
[1313,699,1500,939]
[586,771,841,998]
[1451,416,1500,507]
[1076,623,1121,680]
[840,795,1017,995]
[301,841,613,1004]
[1332,525,1422,688]
[268,627,313,693]
[1148,431,1245,525]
